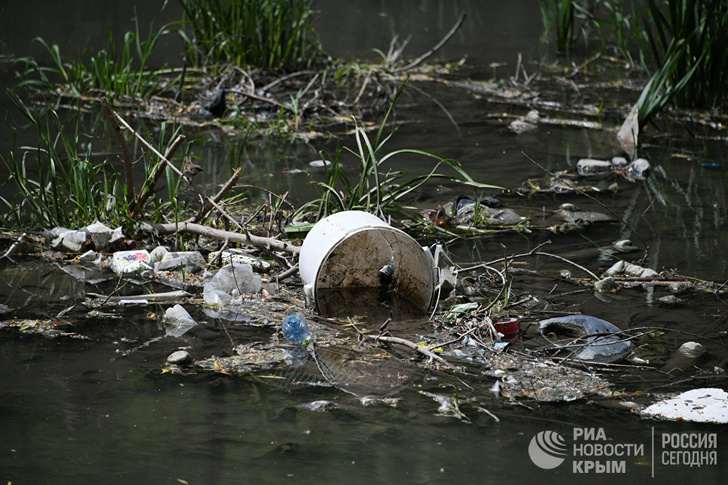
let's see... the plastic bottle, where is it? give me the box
[282,314,310,344]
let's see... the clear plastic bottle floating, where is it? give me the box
[282,314,310,344]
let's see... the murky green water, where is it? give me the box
[2,1,728,484]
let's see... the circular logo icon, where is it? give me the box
[529,430,567,469]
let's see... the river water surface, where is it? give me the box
[1,1,727,484]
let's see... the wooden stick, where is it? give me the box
[188,167,243,223]
[141,221,301,254]
[112,111,245,233]
[370,334,452,367]
[132,133,186,217]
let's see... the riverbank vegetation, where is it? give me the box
[3,0,728,233]
[539,0,728,123]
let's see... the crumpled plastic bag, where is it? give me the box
[203,263,262,308]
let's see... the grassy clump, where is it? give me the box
[637,0,728,123]
[539,0,728,123]
[16,18,177,100]
[177,0,324,69]
[1,93,128,228]
[0,92,190,229]
[294,82,503,223]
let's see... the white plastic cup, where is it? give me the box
[299,211,436,314]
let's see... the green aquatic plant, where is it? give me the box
[16,17,177,100]
[1,92,128,228]
[636,0,728,123]
[0,93,192,229]
[539,0,576,53]
[177,0,323,69]
[295,81,503,222]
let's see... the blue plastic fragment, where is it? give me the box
[282,314,310,344]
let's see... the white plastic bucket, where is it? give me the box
[299,211,436,314]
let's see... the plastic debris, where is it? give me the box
[164,304,197,337]
[641,388,728,423]
[299,211,436,314]
[111,250,151,275]
[624,158,651,181]
[493,318,519,342]
[308,159,332,169]
[154,250,205,273]
[203,263,262,308]
[617,104,639,161]
[661,341,707,375]
[167,350,193,366]
[84,221,124,250]
[605,260,658,278]
[576,158,614,176]
[207,249,272,271]
[538,314,633,363]
[594,276,615,292]
[299,400,338,412]
[51,228,87,252]
[282,314,310,344]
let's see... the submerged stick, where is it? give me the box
[351,321,452,367]
[371,334,452,367]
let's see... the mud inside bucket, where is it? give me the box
[299,211,436,316]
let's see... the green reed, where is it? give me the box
[16,17,176,100]
[636,0,728,123]
[177,0,323,69]
[295,82,503,222]
[1,92,127,228]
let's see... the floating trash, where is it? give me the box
[641,388,728,424]
[282,314,310,344]
[299,211,436,315]
[493,318,519,342]
[164,304,197,338]
[50,228,87,252]
[203,263,262,309]
[538,314,633,363]
[308,159,332,169]
[111,250,151,275]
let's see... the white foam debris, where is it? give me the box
[641,388,728,424]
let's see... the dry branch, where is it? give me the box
[400,13,467,71]
[188,167,243,223]
[141,221,300,254]
[132,133,186,217]
[112,110,246,233]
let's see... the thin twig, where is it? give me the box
[532,251,599,280]
[372,334,452,367]
[189,167,243,223]
[101,97,134,204]
[408,82,461,135]
[400,13,467,71]
[132,133,186,217]
[352,324,452,367]
[521,150,650,253]
[113,111,245,233]
[275,263,300,282]
[456,240,551,274]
